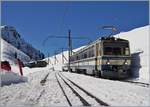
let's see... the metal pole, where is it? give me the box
[70,38,72,56]
[48,53,49,65]
[68,29,71,72]
[62,48,64,64]
[54,51,56,65]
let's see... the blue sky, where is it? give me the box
[1,1,149,56]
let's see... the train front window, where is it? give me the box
[124,47,130,55]
[104,47,130,56]
[104,47,113,55]
[113,47,121,55]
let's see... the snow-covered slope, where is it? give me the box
[1,38,31,82]
[43,46,85,70]
[1,38,30,64]
[1,25,44,60]
[115,25,149,83]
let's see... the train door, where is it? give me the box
[99,41,104,76]
[95,43,100,77]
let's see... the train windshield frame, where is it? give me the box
[103,42,130,56]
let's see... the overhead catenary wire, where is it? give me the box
[42,35,91,46]
[42,2,92,69]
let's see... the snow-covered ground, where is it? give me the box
[0,69,149,106]
[0,69,68,106]
[62,72,149,106]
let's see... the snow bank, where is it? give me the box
[0,71,27,86]
[115,25,149,83]
[1,38,47,85]
[1,38,30,64]
[0,64,50,87]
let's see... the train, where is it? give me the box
[62,36,131,79]
[25,60,47,68]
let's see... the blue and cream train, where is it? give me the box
[63,37,131,79]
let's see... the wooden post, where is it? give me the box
[17,59,23,76]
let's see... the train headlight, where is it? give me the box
[125,62,128,65]
[124,60,128,65]
[106,61,110,65]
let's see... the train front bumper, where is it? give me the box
[101,65,130,79]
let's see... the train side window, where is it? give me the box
[89,50,92,57]
[87,49,90,58]
[91,49,94,57]
[89,46,95,57]
[76,55,79,60]
[84,53,87,58]
[96,43,100,56]
[80,52,83,59]
[80,53,83,60]
[71,56,75,61]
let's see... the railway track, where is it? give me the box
[56,72,109,106]
[40,72,50,86]
[120,80,149,87]
[55,73,72,106]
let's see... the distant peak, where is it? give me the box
[1,25,16,30]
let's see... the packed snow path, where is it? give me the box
[0,69,149,106]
